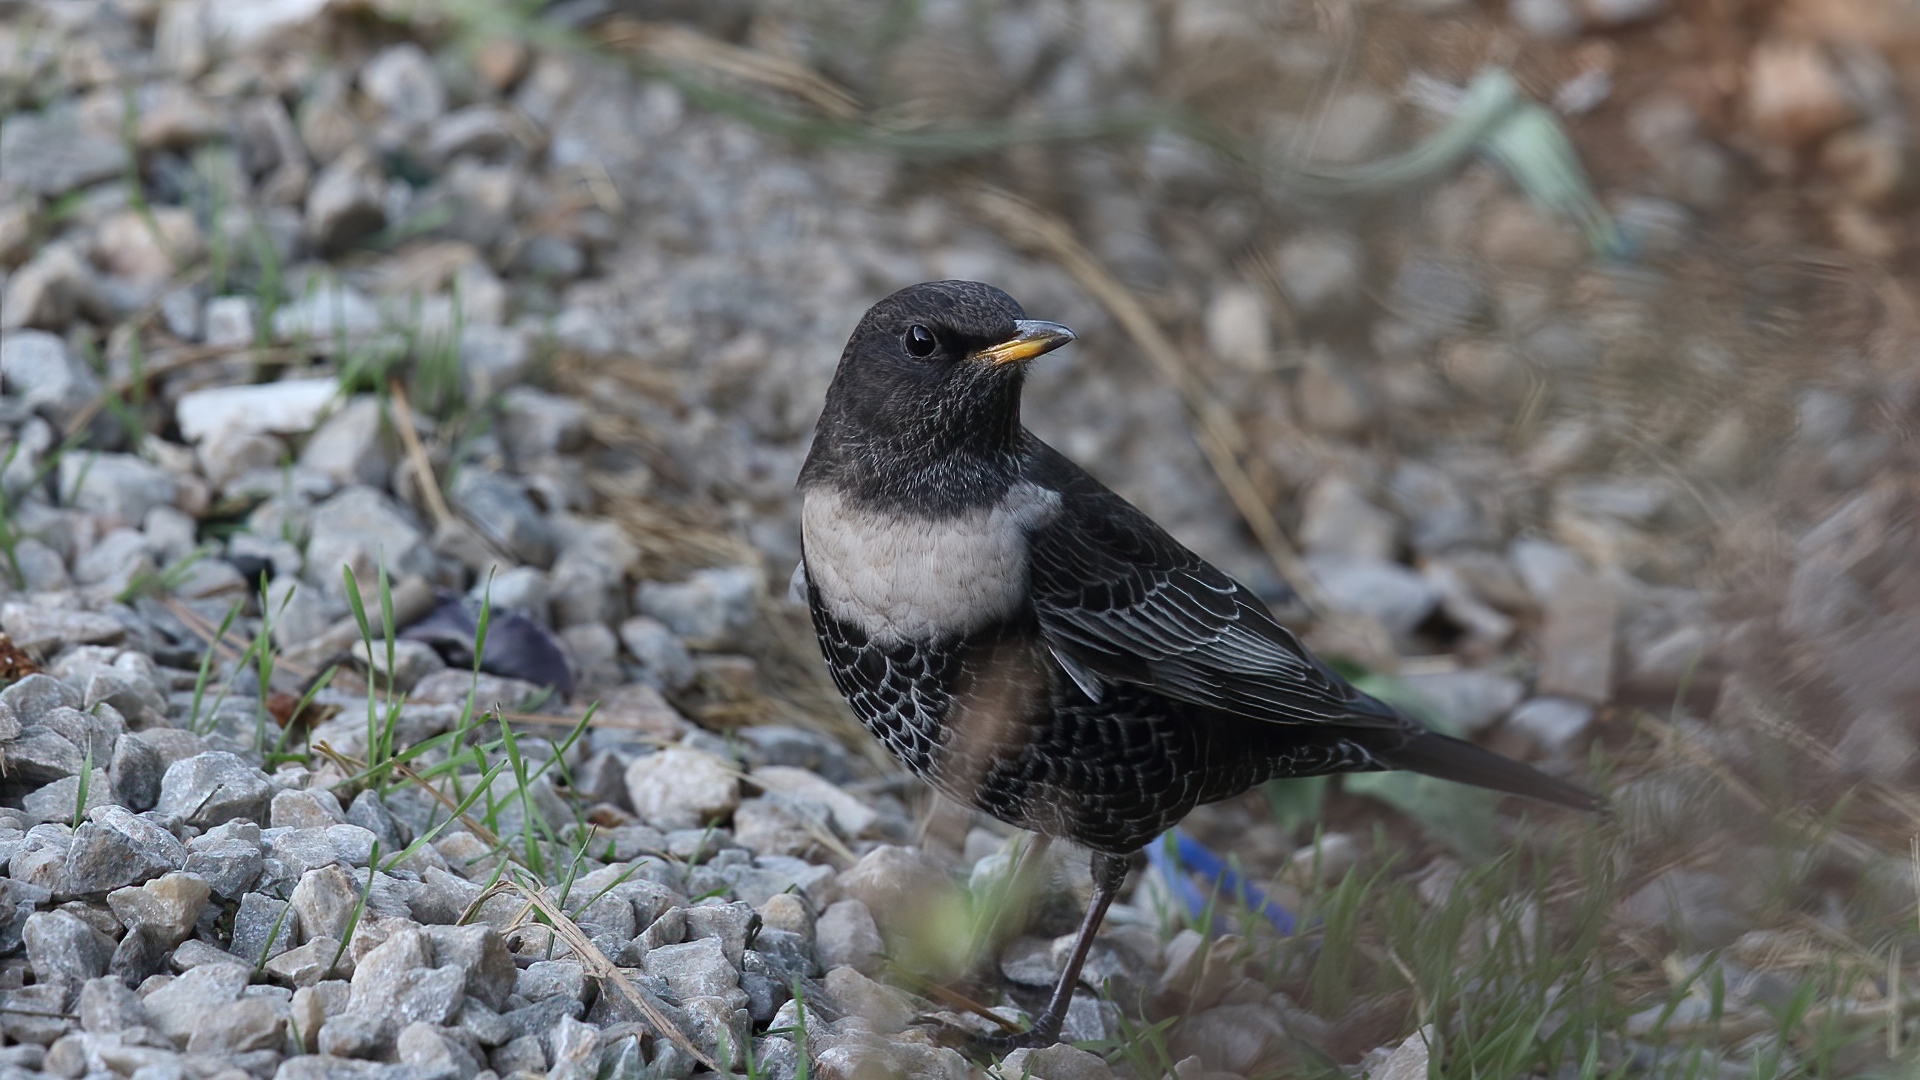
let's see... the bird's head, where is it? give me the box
[806,281,1074,502]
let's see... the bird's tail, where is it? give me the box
[1383,729,1604,812]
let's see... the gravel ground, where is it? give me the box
[4,1,1920,1078]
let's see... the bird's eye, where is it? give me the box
[904,324,937,358]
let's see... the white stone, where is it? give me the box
[176,379,341,443]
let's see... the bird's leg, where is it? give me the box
[1017,850,1129,1048]
[968,833,1053,978]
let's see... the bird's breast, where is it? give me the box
[801,482,1061,648]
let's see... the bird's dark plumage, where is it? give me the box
[800,280,1599,1046]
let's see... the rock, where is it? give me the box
[517,958,588,1003]
[459,323,532,398]
[304,486,431,595]
[185,820,265,899]
[186,996,284,1055]
[175,378,339,443]
[1360,1026,1431,1080]
[97,207,203,284]
[548,520,638,628]
[1000,1044,1115,1080]
[1304,556,1441,639]
[290,864,360,944]
[814,899,884,975]
[141,960,249,1043]
[156,752,272,828]
[0,723,86,783]
[0,108,123,196]
[264,936,343,986]
[1505,697,1594,754]
[644,936,743,1005]
[625,748,740,830]
[104,871,208,945]
[1401,670,1524,736]
[272,788,347,830]
[299,399,396,487]
[825,966,914,1033]
[2,242,108,331]
[74,528,150,586]
[110,923,169,985]
[635,567,761,650]
[422,924,517,1011]
[58,454,177,529]
[305,147,388,255]
[78,976,144,1033]
[362,43,447,127]
[449,470,554,567]
[351,639,446,694]
[1294,346,1371,435]
[65,805,189,894]
[232,891,298,963]
[1275,230,1364,318]
[1299,475,1397,563]
[397,1021,485,1077]
[1,331,100,425]
[345,928,469,1043]
[751,766,876,839]
[1747,41,1856,148]
[1509,0,1580,38]
[23,910,114,983]
[1204,283,1271,371]
[0,674,82,722]
[1535,569,1618,702]
[203,295,258,347]
[618,616,697,691]
[498,387,587,464]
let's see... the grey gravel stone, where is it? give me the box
[423,924,517,1012]
[305,148,388,255]
[59,454,178,530]
[64,805,189,894]
[0,331,101,425]
[343,928,469,1045]
[156,752,272,828]
[24,910,114,984]
[303,485,430,594]
[449,470,555,567]
[184,820,265,899]
[300,397,396,487]
[362,43,447,127]
[636,567,761,651]
[625,747,741,831]
[142,960,250,1044]
[618,616,697,692]
[498,387,588,465]
[814,898,884,976]
[108,731,164,812]
[187,995,286,1055]
[232,891,298,964]
[78,976,145,1033]
[1505,697,1595,754]
[105,871,208,946]
[0,109,123,196]
[290,864,360,944]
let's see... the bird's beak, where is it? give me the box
[972,320,1077,367]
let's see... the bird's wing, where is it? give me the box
[1023,443,1401,729]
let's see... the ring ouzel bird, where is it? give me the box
[798,280,1600,1047]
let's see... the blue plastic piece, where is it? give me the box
[1146,829,1295,935]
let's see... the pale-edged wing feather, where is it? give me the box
[1021,441,1402,730]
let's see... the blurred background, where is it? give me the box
[5,0,1920,1076]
